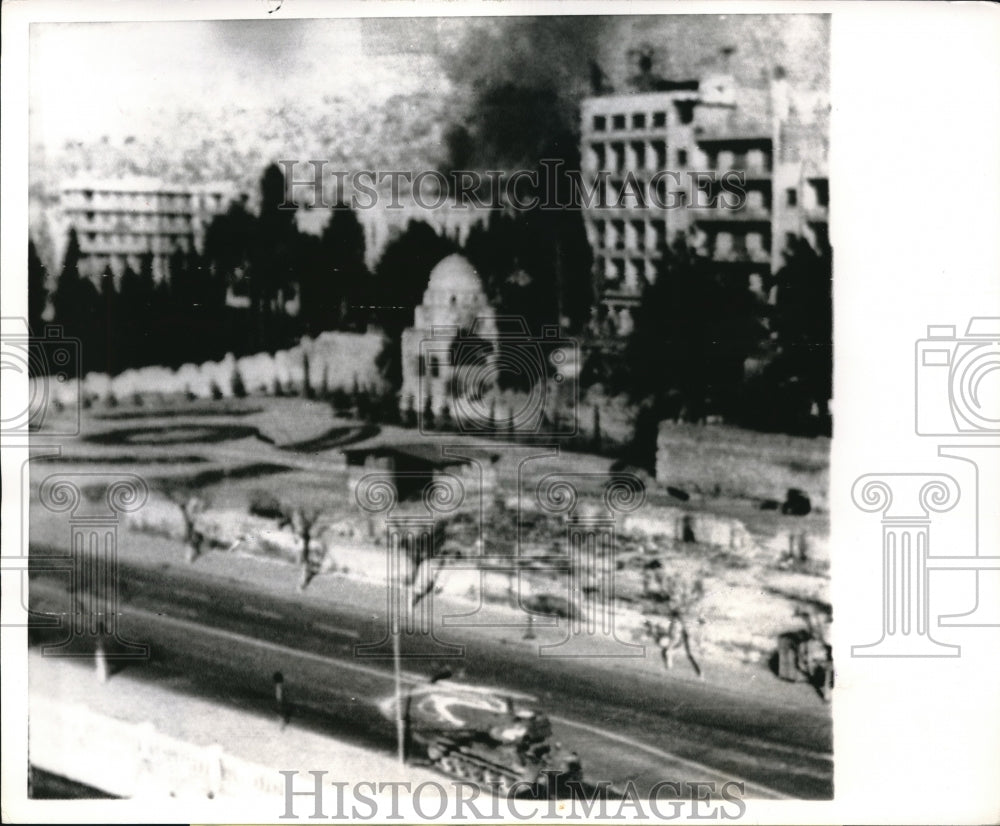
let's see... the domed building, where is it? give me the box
[400,254,498,421]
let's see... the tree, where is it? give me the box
[641,565,706,678]
[98,266,119,374]
[28,239,48,336]
[762,236,833,434]
[204,197,256,357]
[313,203,369,333]
[625,235,767,423]
[247,164,300,348]
[164,490,207,564]
[118,257,155,369]
[281,505,323,591]
[373,220,457,388]
[374,220,457,339]
[50,229,83,352]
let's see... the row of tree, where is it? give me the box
[30,159,830,439]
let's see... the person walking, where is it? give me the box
[273,671,289,729]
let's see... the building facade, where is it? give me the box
[579,71,829,336]
[399,254,498,420]
[60,177,233,281]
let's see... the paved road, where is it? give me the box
[27,549,832,800]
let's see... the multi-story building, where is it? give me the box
[60,177,233,281]
[579,71,829,336]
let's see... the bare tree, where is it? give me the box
[641,565,706,678]
[282,505,323,591]
[165,490,207,563]
[402,518,449,607]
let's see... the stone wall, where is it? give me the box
[656,422,830,510]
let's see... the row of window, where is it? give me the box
[66,190,226,211]
[74,215,194,232]
[72,209,201,221]
[81,231,194,247]
[593,112,667,132]
[595,227,772,260]
[785,179,830,208]
[588,141,773,175]
[590,101,697,134]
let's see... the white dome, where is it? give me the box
[424,254,484,302]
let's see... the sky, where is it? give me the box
[28,18,456,151]
[29,14,828,153]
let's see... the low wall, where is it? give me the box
[29,697,284,800]
[36,331,387,406]
[656,422,830,509]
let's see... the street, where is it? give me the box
[27,542,832,799]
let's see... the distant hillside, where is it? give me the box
[31,91,452,206]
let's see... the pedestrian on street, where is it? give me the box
[273,670,289,729]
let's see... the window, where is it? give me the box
[611,220,625,250]
[650,140,666,170]
[675,101,695,125]
[429,356,440,378]
[592,143,607,170]
[651,220,667,250]
[594,220,606,248]
[677,149,688,166]
[786,188,798,207]
[731,233,748,259]
[632,113,646,129]
[593,115,607,132]
[652,111,666,128]
[612,114,626,130]
[654,177,668,205]
[610,142,625,174]
[812,179,829,207]
[631,221,646,252]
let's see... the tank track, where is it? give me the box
[426,743,537,795]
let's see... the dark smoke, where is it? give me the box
[436,17,608,170]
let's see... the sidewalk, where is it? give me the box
[28,649,440,801]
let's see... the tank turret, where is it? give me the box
[379,680,582,794]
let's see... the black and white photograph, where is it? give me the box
[2,2,998,824]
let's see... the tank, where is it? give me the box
[378,680,583,794]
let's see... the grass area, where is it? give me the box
[31,396,831,670]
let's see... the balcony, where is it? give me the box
[803,205,829,223]
[691,203,771,224]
